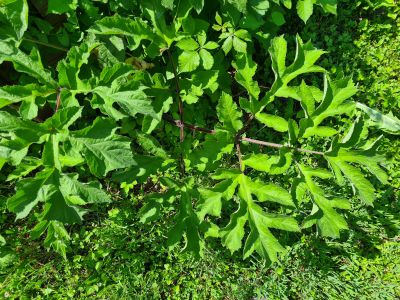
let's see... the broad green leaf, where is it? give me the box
[167,186,203,257]
[250,180,295,207]
[178,51,200,73]
[57,37,100,91]
[135,132,168,159]
[269,35,288,79]
[197,188,223,221]
[296,0,313,23]
[327,159,376,205]
[141,0,177,47]
[43,107,82,131]
[42,134,61,170]
[303,126,337,137]
[161,0,174,9]
[271,11,286,26]
[221,199,248,254]
[0,111,46,133]
[256,113,288,132]
[325,135,387,205]
[93,86,158,120]
[190,130,234,171]
[226,0,247,12]
[298,80,316,116]
[113,155,171,184]
[47,0,78,14]
[297,164,350,238]
[244,202,294,260]
[7,168,55,220]
[216,92,243,133]
[0,138,33,165]
[203,41,219,50]
[219,174,299,260]
[89,16,155,50]
[232,53,260,101]
[243,149,292,175]
[199,49,214,69]
[97,63,135,86]
[1,46,57,87]
[221,36,233,54]
[142,84,173,133]
[281,35,326,83]
[356,102,400,135]
[43,221,70,259]
[180,70,220,104]
[6,168,104,225]
[176,38,199,51]
[232,36,247,52]
[311,76,357,126]
[70,118,136,177]
[299,75,357,138]
[0,0,28,40]
[249,0,270,15]
[6,157,41,181]
[316,0,337,14]
[260,35,325,110]
[60,174,111,204]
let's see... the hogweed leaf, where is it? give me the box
[113,155,174,184]
[93,85,158,120]
[216,92,243,133]
[255,113,288,132]
[356,102,400,135]
[259,35,326,111]
[221,198,248,254]
[232,53,260,102]
[88,16,156,50]
[220,174,299,261]
[325,131,387,205]
[297,164,350,238]
[167,184,203,257]
[70,118,136,177]
[0,0,28,41]
[243,149,293,175]
[298,75,357,138]
[0,46,57,87]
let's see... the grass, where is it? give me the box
[1,186,399,299]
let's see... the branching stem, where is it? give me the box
[166,49,185,174]
[163,116,325,156]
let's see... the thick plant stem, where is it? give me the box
[167,49,185,174]
[241,137,324,155]
[234,114,254,172]
[163,115,215,134]
[163,116,325,156]
[55,87,63,112]
[235,139,244,172]
[237,114,255,137]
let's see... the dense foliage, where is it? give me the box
[0,0,399,299]
[0,0,399,267]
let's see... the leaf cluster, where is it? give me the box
[0,0,396,261]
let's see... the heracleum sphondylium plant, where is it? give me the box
[0,0,396,260]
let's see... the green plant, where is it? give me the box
[0,0,397,262]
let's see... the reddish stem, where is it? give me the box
[163,116,325,156]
